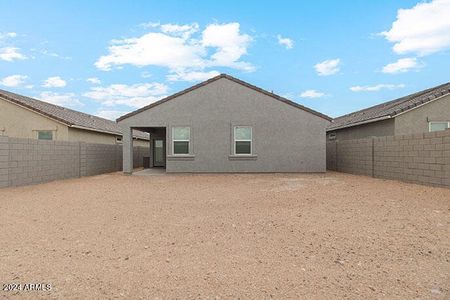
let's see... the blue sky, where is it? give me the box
[1,0,450,120]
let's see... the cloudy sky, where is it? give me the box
[1,0,450,119]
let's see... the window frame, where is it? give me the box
[37,130,54,140]
[233,126,252,156]
[172,126,190,155]
[428,121,450,132]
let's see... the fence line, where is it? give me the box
[0,136,149,188]
[327,129,450,188]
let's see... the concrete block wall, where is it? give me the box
[7,137,80,187]
[326,141,337,171]
[336,138,373,176]
[0,136,149,188]
[326,129,450,188]
[133,146,150,169]
[0,136,9,188]
[84,143,122,176]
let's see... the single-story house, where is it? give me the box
[0,89,149,145]
[327,81,450,140]
[117,74,331,173]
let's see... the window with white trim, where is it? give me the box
[429,121,449,132]
[172,127,190,155]
[37,131,53,140]
[234,126,252,155]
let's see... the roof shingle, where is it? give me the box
[328,81,450,131]
[0,89,148,139]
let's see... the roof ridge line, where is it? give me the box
[117,74,331,122]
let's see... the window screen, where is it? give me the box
[429,122,449,132]
[38,131,53,140]
[234,126,252,155]
[172,127,190,154]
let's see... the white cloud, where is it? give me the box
[0,75,28,87]
[201,23,253,71]
[39,92,83,107]
[95,32,205,71]
[314,59,341,76]
[96,110,128,121]
[167,70,220,82]
[95,22,254,79]
[42,76,67,88]
[141,71,152,78]
[0,32,17,39]
[40,49,71,60]
[382,57,422,74]
[84,82,169,108]
[350,83,405,92]
[0,47,27,61]
[277,35,294,49]
[381,0,450,56]
[87,77,101,84]
[300,89,325,98]
[160,23,199,39]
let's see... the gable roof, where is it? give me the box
[0,89,148,139]
[117,74,332,122]
[328,81,450,131]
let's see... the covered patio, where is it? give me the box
[123,126,166,173]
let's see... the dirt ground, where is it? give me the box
[0,172,449,299]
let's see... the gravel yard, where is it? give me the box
[0,171,449,299]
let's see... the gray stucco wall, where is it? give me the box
[120,77,330,173]
[327,118,395,141]
[394,94,450,136]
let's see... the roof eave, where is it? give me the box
[326,115,392,132]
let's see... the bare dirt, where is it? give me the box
[0,172,449,299]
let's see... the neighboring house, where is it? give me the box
[117,74,331,173]
[327,81,450,140]
[0,89,149,146]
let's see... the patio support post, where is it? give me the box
[123,126,133,174]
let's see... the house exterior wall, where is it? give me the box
[0,98,149,145]
[327,94,450,140]
[394,94,450,136]
[69,128,149,146]
[120,77,330,173]
[0,98,69,140]
[133,138,150,147]
[68,127,119,144]
[327,118,395,141]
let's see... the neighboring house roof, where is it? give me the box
[117,73,332,122]
[0,89,149,140]
[328,81,450,131]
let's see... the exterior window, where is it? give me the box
[328,133,336,140]
[429,122,449,132]
[234,126,252,155]
[37,131,53,140]
[172,127,190,155]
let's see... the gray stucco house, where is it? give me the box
[327,81,450,140]
[117,74,331,173]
